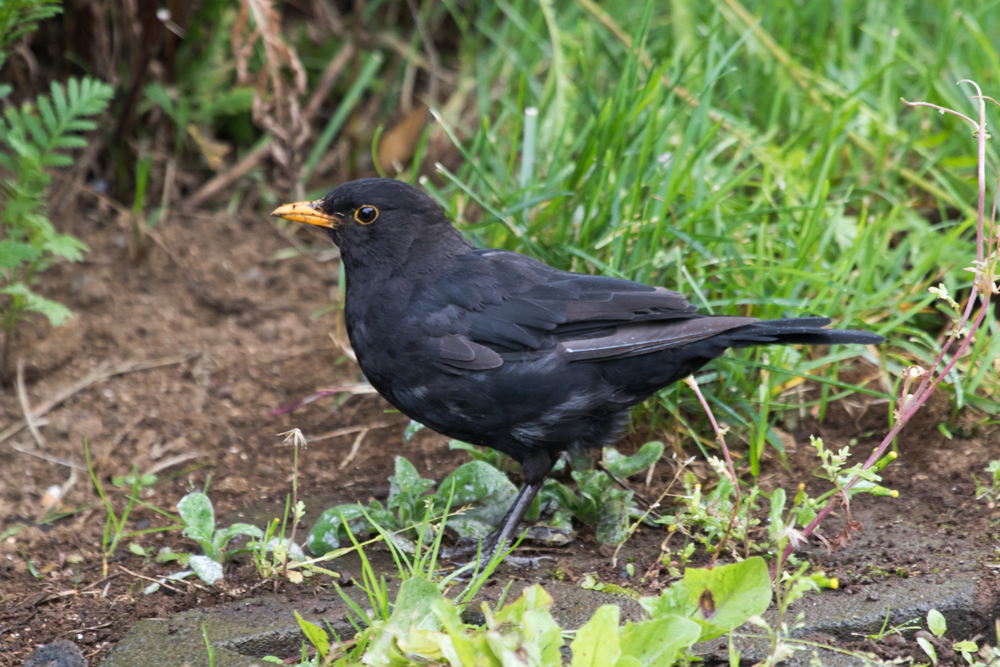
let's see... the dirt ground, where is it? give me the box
[0,197,997,666]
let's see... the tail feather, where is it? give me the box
[723,317,884,349]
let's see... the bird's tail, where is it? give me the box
[723,317,884,349]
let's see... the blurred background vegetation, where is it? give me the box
[1,0,997,471]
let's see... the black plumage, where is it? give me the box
[272,178,885,556]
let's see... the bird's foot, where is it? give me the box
[440,526,570,581]
[440,525,573,561]
[445,551,555,581]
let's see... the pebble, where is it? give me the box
[23,640,86,667]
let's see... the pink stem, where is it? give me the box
[685,376,738,487]
[779,84,994,567]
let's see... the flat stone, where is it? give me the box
[100,501,1000,666]
[98,549,641,667]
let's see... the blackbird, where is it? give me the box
[273,178,884,557]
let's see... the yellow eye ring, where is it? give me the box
[355,205,379,224]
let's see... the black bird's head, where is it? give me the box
[271,178,469,271]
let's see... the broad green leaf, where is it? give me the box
[595,486,631,545]
[521,607,564,667]
[488,585,563,666]
[212,522,264,553]
[619,615,701,667]
[604,441,664,478]
[294,610,330,658]
[431,598,482,667]
[177,492,215,543]
[494,583,555,623]
[403,420,425,443]
[571,604,621,667]
[927,609,947,637]
[397,627,448,663]
[0,241,39,269]
[437,461,518,538]
[364,577,444,667]
[917,636,938,665]
[388,456,434,507]
[306,503,368,554]
[188,555,223,585]
[639,557,772,641]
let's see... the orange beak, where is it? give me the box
[270,201,341,228]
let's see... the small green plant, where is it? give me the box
[659,437,897,560]
[84,441,179,571]
[307,456,517,555]
[854,606,920,642]
[273,499,780,667]
[934,614,1000,667]
[537,441,664,544]
[251,508,319,585]
[973,460,1000,509]
[139,0,255,162]
[0,63,113,373]
[143,489,265,593]
[953,625,1000,667]
[174,490,264,584]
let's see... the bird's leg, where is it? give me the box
[444,450,556,567]
[441,480,543,563]
[485,478,545,556]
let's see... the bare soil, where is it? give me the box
[0,200,996,666]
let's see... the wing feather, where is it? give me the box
[436,334,503,374]
[561,317,758,362]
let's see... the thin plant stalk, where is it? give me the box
[278,428,306,582]
[684,375,741,565]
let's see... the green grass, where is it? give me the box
[373,0,1000,470]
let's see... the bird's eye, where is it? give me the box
[355,205,378,224]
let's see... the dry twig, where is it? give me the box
[117,566,185,595]
[16,359,46,450]
[11,442,83,470]
[339,428,369,469]
[0,354,198,447]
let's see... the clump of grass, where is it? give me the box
[407,0,999,472]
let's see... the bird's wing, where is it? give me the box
[434,249,755,362]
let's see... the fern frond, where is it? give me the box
[0,0,61,62]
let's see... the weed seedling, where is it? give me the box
[854,605,920,642]
[85,441,180,575]
[973,460,1000,508]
